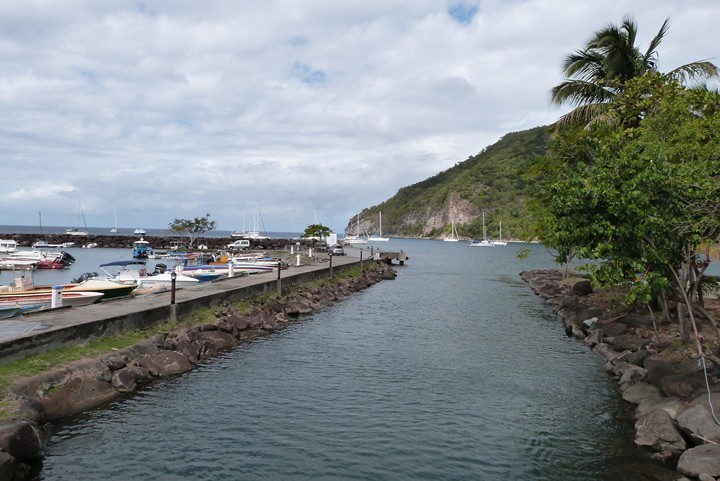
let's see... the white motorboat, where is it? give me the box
[0,239,18,253]
[95,260,199,288]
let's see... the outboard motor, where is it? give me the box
[61,251,76,264]
[72,272,98,283]
[153,263,167,275]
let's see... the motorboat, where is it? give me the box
[132,238,153,259]
[0,271,137,300]
[0,239,18,253]
[95,260,199,288]
[134,228,146,235]
[0,291,104,309]
[0,305,22,319]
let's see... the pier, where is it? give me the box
[371,249,409,265]
[0,253,362,364]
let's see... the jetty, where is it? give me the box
[0,253,363,364]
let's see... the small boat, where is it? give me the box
[83,242,98,249]
[66,203,89,236]
[32,241,74,249]
[110,205,118,233]
[132,238,153,259]
[469,212,493,247]
[96,260,199,288]
[0,258,37,270]
[0,291,104,309]
[368,212,389,242]
[134,228,146,235]
[443,219,459,242]
[35,251,76,269]
[0,239,18,253]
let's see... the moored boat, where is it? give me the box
[0,291,104,309]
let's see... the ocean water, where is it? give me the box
[32,239,671,480]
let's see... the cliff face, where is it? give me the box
[345,126,550,240]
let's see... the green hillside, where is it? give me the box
[356,125,551,240]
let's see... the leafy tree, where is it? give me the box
[550,15,718,125]
[167,213,218,247]
[548,76,720,345]
[303,224,331,239]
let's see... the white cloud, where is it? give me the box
[0,0,717,233]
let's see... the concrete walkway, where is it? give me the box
[0,253,362,364]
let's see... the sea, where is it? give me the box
[4,234,674,480]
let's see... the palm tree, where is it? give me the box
[550,15,718,125]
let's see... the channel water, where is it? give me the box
[32,239,670,480]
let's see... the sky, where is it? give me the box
[1,0,718,234]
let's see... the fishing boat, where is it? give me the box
[368,212,389,242]
[443,219,459,242]
[132,238,153,259]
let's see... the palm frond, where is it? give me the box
[666,61,720,84]
[552,103,609,128]
[550,80,614,107]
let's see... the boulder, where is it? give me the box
[199,331,237,352]
[0,452,17,481]
[612,334,651,352]
[225,314,251,331]
[137,351,194,377]
[40,377,120,421]
[635,408,687,453]
[0,419,42,461]
[572,279,593,296]
[676,404,720,445]
[622,382,663,405]
[677,444,720,478]
[111,366,152,392]
[644,354,703,387]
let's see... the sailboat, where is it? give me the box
[443,218,459,242]
[245,204,270,240]
[66,203,89,236]
[368,211,389,242]
[344,213,368,245]
[491,221,507,246]
[110,205,118,233]
[469,212,492,247]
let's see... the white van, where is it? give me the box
[226,239,250,250]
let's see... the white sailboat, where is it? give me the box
[66,203,89,236]
[110,204,118,233]
[245,204,270,240]
[469,211,492,247]
[491,221,507,246]
[368,211,389,242]
[443,219,459,242]
[344,213,368,245]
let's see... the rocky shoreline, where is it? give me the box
[0,261,397,480]
[521,269,720,481]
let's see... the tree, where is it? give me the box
[550,15,718,125]
[167,213,218,247]
[547,76,720,345]
[303,224,331,239]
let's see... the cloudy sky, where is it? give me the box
[1,0,718,234]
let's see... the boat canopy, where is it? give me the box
[99,260,147,267]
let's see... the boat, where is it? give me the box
[132,238,153,259]
[32,240,74,249]
[0,239,18,253]
[469,212,493,247]
[0,272,137,300]
[0,291,104,309]
[0,305,22,319]
[66,202,89,236]
[368,212,389,242]
[95,260,199,288]
[491,221,508,246]
[110,205,118,233]
[343,213,368,245]
[243,205,270,240]
[443,219,459,242]
[134,228,146,235]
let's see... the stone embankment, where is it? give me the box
[0,262,397,480]
[521,269,720,481]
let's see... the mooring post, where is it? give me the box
[329,253,334,278]
[170,271,177,322]
[360,249,363,267]
[276,260,282,294]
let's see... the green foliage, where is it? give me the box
[168,213,218,247]
[303,223,331,238]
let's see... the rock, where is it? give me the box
[622,382,663,405]
[659,372,706,399]
[596,322,628,338]
[635,408,687,453]
[624,349,652,367]
[111,366,152,392]
[173,337,203,362]
[572,279,593,296]
[593,343,623,363]
[635,396,686,419]
[644,354,703,387]
[137,351,194,377]
[699,473,715,481]
[616,363,647,389]
[677,444,720,478]
[612,334,650,352]
[0,419,42,461]
[0,452,17,481]
[199,331,237,352]
[676,404,720,444]
[40,377,120,422]
[225,314,251,331]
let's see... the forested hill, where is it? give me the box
[350,125,551,240]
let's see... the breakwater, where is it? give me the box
[521,269,720,480]
[0,261,397,479]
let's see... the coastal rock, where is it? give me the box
[572,279,593,296]
[593,343,623,363]
[622,382,663,405]
[676,405,720,444]
[198,331,237,353]
[0,451,17,481]
[635,408,687,453]
[0,419,42,462]
[138,351,194,377]
[635,395,686,419]
[612,334,650,352]
[40,378,120,421]
[111,366,152,392]
[659,372,706,399]
[225,314,251,331]
[644,355,702,387]
[677,444,720,478]
[596,321,628,338]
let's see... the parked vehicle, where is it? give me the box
[329,245,345,256]
[226,239,250,251]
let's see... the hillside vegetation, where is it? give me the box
[350,125,550,240]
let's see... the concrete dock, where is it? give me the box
[0,253,362,364]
